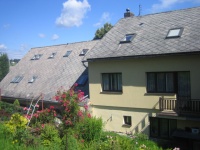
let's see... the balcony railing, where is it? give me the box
[159,97,200,115]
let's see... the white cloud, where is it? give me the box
[52,34,59,40]
[38,33,45,38]
[151,0,200,12]
[94,12,111,27]
[0,44,7,50]
[56,0,91,28]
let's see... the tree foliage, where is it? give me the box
[0,53,9,82]
[93,23,113,40]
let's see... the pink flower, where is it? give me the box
[23,107,28,111]
[49,106,54,110]
[87,113,92,118]
[74,83,78,87]
[77,110,83,118]
[41,124,45,128]
[35,104,39,108]
[33,113,39,118]
[84,104,88,110]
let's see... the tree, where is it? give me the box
[0,53,9,82]
[93,23,113,40]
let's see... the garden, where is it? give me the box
[0,84,173,150]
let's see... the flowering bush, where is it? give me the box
[54,84,89,129]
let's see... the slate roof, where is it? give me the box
[0,40,98,101]
[86,7,200,60]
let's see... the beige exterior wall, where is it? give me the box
[88,55,200,133]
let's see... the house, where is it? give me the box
[0,40,98,107]
[86,6,200,141]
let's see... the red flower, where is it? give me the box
[23,107,28,111]
[74,83,78,87]
[61,94,66,98]
[84,104,88,110]
[77,110,83,118]
[41,124,45,128]
[50,106,55,110]
[87,113,92,118]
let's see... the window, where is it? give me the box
[77,74,88,86]
[11,76,23,83]
[166,28,183,38]
[123,116,132,126]
[150,117,177,139]
[28,76,37,83]
[31,54,42,60]
[120,34,136,43]
[102,73,122,92]
[63,51,72,57]
[48,52,56,59]
[147,72,175,93]
[79,49,88,56]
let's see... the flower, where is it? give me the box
[41,124,45,128]
[35,104,39,108]
[49,106,55,110]
[87,113,92,118]
[23,107,28,111]
[77,110,83,118]
[84,104,88,110]
[74,83,78,87]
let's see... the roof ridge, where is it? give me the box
[31,40,98,49]
[122,6,200,19]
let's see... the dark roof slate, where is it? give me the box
[86,7,200,60]
[0,40,98,101]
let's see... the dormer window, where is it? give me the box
[120,34,136,43]
[63,51,72,57]
[11,76,23,83]
[79,49,88,56]
[166,27,183,38]
[28,76,37,83]
[48,52,56,59]
[31,54,42,60]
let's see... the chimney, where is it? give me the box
[124,8,134,18]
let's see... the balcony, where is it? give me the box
[159,97,200,116]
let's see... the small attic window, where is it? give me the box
[28,76,37,83]
[11,76,23,83]
[48,52,56,59]
[120,34,136,43]
[79,49,88,56]
[166,28,183,38]
[31,54,42,60]
[63,51,72,57]
[77,74,88,86]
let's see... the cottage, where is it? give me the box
[86,6,200,140]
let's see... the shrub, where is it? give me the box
[40,124,62,147]
[75,116,103,143]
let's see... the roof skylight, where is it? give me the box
[79,49,88,56]
[28,76,37,83]
[31,54,42,60]
[11,76,23,83]
[48,52,56,59]
[63,51,72,57]
[166,28,183,38]
[120,34,136,43]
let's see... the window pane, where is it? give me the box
[102,74,109,91]
[166,73,174,92]
[157,73,165,92]
[147,73,156,92]
[118,74,122,91]
[178,72,191,99]
[168,29,180,37]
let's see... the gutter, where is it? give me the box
[86,51,200,62]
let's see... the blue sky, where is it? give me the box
[0,0,200,59]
